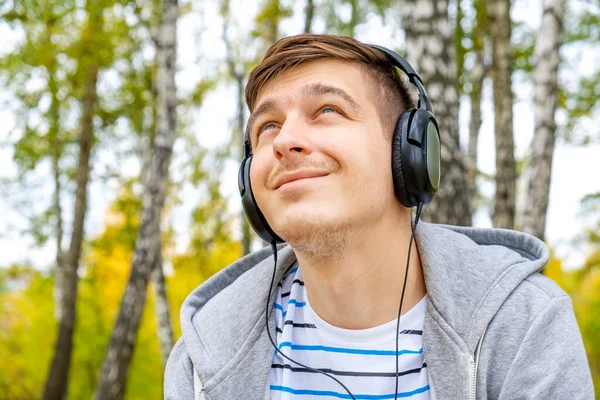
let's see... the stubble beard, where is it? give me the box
[281,218,352,264]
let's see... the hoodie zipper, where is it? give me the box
[469,325,488,400]
[469,356,476,400]
[193,366,205,400]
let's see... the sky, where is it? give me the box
[0,0,599,271]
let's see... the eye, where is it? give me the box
[261,122,277,131]
[253,121,278,144]
[321,106,337,114]
[256,122,278,137]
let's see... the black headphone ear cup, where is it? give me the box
[392,111,415,208]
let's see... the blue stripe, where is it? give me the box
[274,299,306,312]
[273,304,287,318]
[277,342,423,356]
[270,385,430,399]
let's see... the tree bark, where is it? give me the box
[93,0,178,397]
[304,0,314,33]
[43,57,100,400]
[400,0,472,226]
[521,0,566,240]
[151,252,174,367]
[222,0,252,255]
[467,0,487,212]
[147,11,175,370]
[42,3,102,397]
[48,49,66,322]
[488,0,516,229]
[52,150,65,321]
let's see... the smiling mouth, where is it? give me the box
[274,169,329,190]
[278,175,327,190]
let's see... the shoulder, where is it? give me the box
[495,271,574,336]
[486,271,571,353]
[523,271,569,299]
[479,273,593,398]
[507,271,570,317]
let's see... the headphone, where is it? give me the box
[238,44,441,244]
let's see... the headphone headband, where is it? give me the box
[366,44,434,116]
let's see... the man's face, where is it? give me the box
[248,59,400,246]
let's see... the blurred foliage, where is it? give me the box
[322,0,393,37]
[252,0,292,44]
[558,0,600,144]
[0,264,55,399]
[0,0,157,246]
[0,177,240,398]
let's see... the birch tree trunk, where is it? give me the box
[147,16,175,370]
[43,36,100,400]
[400,0,472,226]
[140,88,175,370]
[42,2,103,397]
[467,0,487,212]
[521,0,566,240]
[151,253,174,367]
[94,0,178,397]
[488,0,516,229]
[48,51,66,323]
[221,0,252,255]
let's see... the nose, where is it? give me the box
[272,117,312,161]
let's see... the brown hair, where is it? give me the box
[245,34,414,137]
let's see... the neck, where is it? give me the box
[295,208,426,330]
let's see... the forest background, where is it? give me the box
[0,0,599,398]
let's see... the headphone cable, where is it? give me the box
[265,201,424,400]
[395,201,424,400]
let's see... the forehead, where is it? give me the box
[253,59,371,108]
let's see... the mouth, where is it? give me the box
[273,170,330,190]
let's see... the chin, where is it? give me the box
[275,210,328,232]
[271,209,352,258]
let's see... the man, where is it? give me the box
[165,34,594,399]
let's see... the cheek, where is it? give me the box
[249,153,271,197]
[344,134,392,182]
[351,145,395,205]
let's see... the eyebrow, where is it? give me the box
[246,82,363,145]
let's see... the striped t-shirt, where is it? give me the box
[269,263,430,399]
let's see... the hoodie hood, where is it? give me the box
[177,221,549,397]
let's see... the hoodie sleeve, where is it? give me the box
[498,295,595,399]
[164,338,195,399]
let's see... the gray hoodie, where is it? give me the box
[164,221,594,399]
